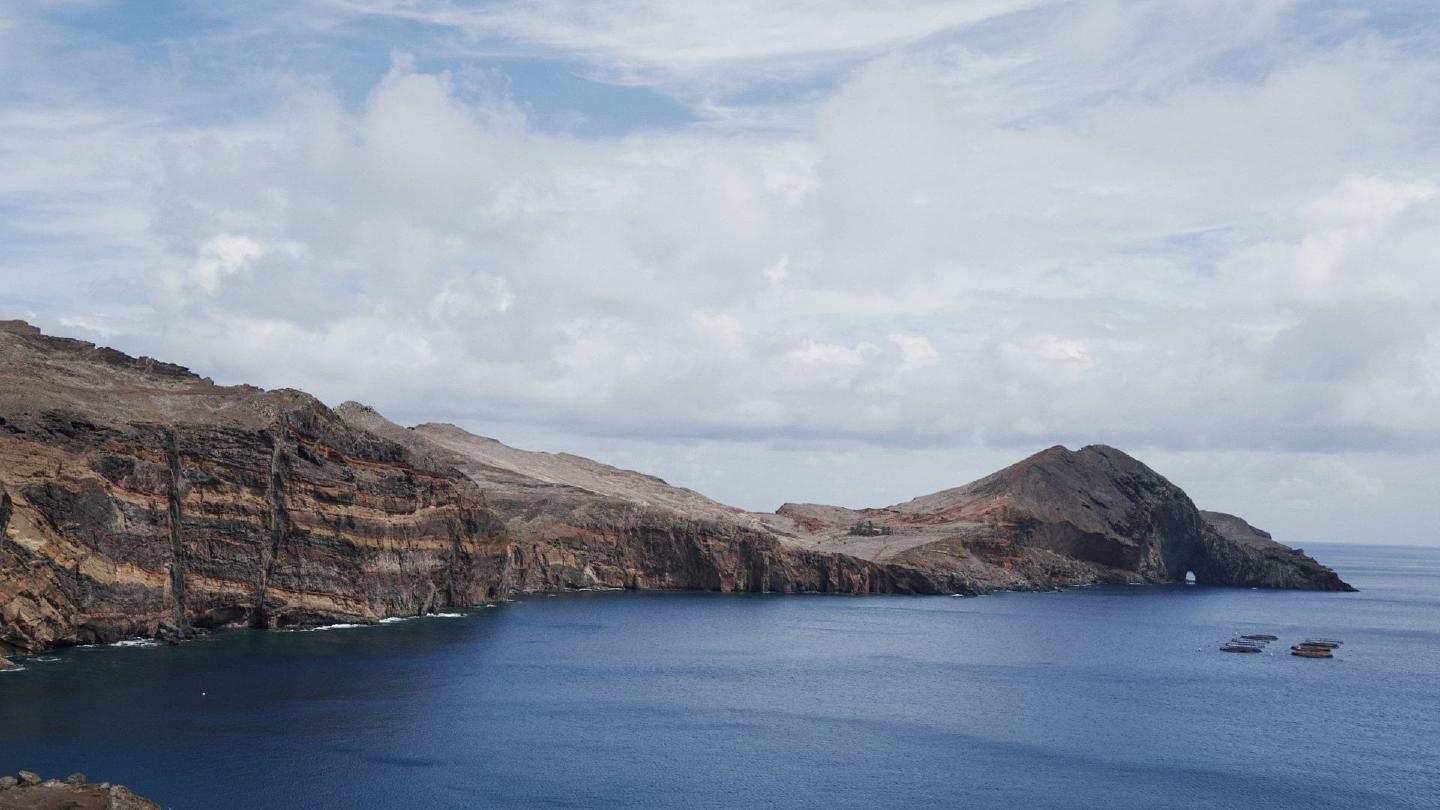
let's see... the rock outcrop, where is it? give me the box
[336,405,938,596]
[756,445,1354,593]
[0,770,159,810]
[1198,510,1351,590]
[0,321,509,655]
[0,321,1351,654]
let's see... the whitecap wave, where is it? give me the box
[112,638,162,647]
[377,612,464,624]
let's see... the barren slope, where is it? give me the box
[336,404,935,596]
[759,445,1353,592]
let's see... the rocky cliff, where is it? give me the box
[757,445,1354,593]
[0,321,1351,655]
[0,321,509,655]
[1198,510,1350,590]
[336,405,938,596]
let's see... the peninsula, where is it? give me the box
[0,321,1352,658]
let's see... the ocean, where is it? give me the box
[2,543,1436,809]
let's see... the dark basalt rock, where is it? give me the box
[1194,511,1354,591]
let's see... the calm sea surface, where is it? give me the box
[2,543,1437,809]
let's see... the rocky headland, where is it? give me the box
[0,320,1353,657]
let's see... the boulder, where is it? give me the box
[106,784,162,810]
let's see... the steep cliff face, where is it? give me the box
[336,405,938,597]
[0,322,1353,654]
[1198,510,1352,590]
[0,322,509,654]
[759,445,1354,593]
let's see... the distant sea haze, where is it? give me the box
[3,543,1434,809]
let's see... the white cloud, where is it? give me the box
[320,0,1050,95]
[183,235,266,294]
[2,1,1439,543]
[889,334,938,373]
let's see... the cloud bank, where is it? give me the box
[1,1,1437,542]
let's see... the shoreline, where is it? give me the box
[1,579,1369,672]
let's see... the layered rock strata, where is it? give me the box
[0,321,508,655]
[336,406,940,596]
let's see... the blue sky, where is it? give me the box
[24,0,700,134]
[2,1,1439,543]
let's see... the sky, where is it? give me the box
[1,1,1438,545]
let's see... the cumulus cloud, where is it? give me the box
[1,1,1438,541]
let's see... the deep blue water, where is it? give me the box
[2,543,1437,809]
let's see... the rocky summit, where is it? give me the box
[760,446,1353,593]
[0,321,1352,656]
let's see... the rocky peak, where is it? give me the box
[0,319,199,383]
[761,443,1353,592]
